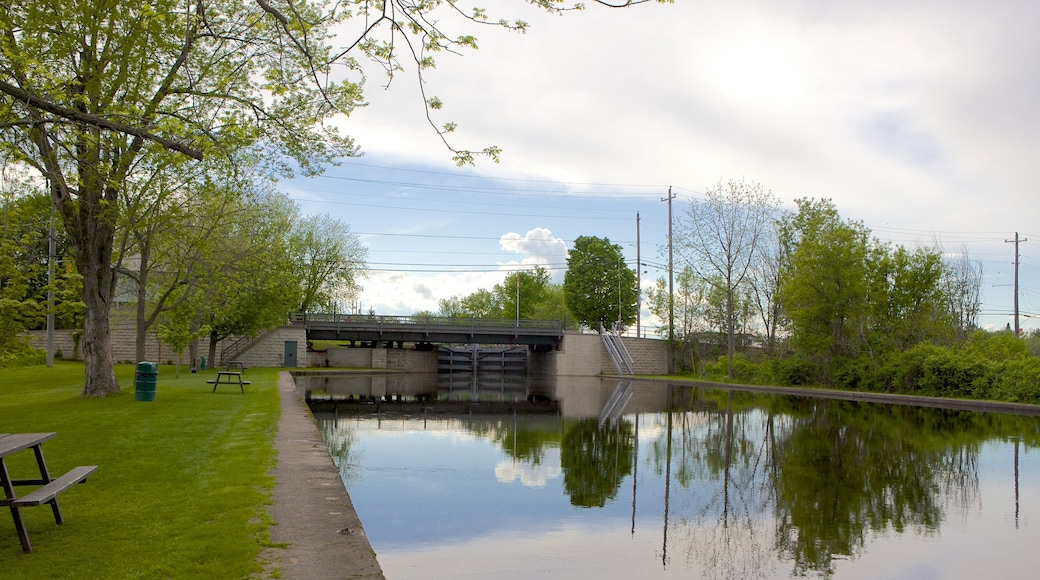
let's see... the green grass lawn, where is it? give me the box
[1,361,281,579]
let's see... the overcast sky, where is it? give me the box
[283,0,1040,334]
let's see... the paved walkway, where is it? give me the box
[262,372,384,579]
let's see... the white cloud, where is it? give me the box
[361,270,504,315]
[498,228,569,282]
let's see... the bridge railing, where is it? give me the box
[291,313,564,336]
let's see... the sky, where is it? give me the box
[282,0,1040,334]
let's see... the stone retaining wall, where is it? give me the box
[319,346,437,372]
[26,323,301,368]
[231,326,308,368]
[530,332,671,377]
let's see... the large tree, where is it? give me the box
[866,244,950,352]
[675,179,779,378]
[118,155,248,363]
[563,235,638,331]
[0,2,358,395]
[779,198,873,371]
[199,187,304,364]
[0,0,668,396]
[941,244,983,343]
[290,212,367,312]
[747,218,789,355]
[779,198,957,380]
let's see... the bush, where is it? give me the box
[918,349,995,399]
[964,329,1028,361]
[0,337,46,369]
[834,356,885,391]
[993,358,1040,404]
[887,342,997,398]
[702,353,775,384]
[775,357,816,386]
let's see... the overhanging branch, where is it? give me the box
[0,79,203,160]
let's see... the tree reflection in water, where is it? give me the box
[561,419,634,508]
[647,388,985,578]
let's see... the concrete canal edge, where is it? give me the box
[262,371,385,579]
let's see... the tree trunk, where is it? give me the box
[208,330,219,367]
[53,127,123,397]
[78,240,121,397]
[726,286,735,379]
[135,242,151,363]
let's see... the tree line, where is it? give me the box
[648,180,1040,403]
[0,175,366,372]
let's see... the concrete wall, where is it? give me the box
[613,336,671,375]
[233,326,308,368]
[530,332,670,377]
[26,321,232,365]
[27,322,306,368]
[386,349,438,373]
[320,346,437,372]
[323,347,374,368]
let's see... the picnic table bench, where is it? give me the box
[207,371,251,393]
[0,432,97,552]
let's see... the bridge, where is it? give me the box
[290,313,565,350]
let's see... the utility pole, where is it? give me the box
[617,256,622,327]
[636,212,641,338]
[1006,232,1028,336]
[46,184,56,367]
[661,187,675,374]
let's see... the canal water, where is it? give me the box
[300,373,1040,579]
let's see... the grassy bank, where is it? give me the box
[1,361,280,579]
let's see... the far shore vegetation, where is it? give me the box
[683,327,1040,406]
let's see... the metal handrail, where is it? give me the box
[291,312,564,335]
[600,324,634,375]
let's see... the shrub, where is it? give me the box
[775,357,816,386]
[918,349,995,399]
[834,356,883,391]
[993,358,1040,404]
[701,353,775,384]
[0,337,46,369]
[964,329,1028,361]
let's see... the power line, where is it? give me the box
[318,160,673,190]
[290,196,641,221]
[353,230,640,245]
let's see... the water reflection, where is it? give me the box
[307,373,1040,579]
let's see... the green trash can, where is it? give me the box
[135,361,158,402]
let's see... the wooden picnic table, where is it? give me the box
[0,432,97,552]
[207,371,251,393]
[224,360,246,373]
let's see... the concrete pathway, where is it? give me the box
[262,372,384,579]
